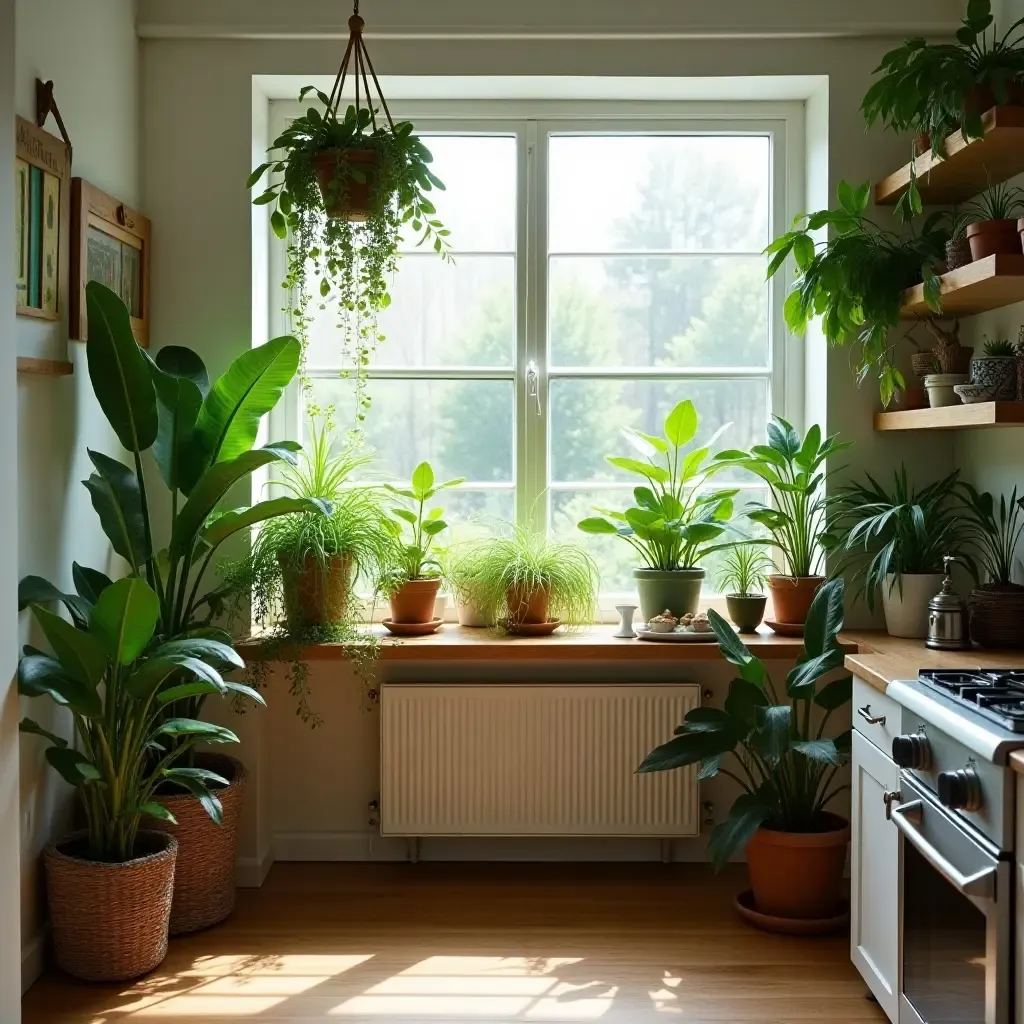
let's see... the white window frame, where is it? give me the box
[266,100,803,608]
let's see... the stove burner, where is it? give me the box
[919,669,1024,732]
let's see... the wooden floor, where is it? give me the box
[23,863,884,1023]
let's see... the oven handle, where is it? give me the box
[889,800,996,899]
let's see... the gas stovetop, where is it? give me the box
[919,669,1024,733]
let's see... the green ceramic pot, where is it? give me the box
[634,568,705,624]
[726,594,768,634]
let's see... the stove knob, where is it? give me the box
[937,768,982,811]
[892,733,932,770]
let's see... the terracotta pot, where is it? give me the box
[313,148,379,222]
[506,584,551,629]
[44,830,177,981]
[151,754,247,935]
[746,814,850,920]
[280,553,353,628]
[967,219,1021,261]
[726,594,768,633]
[969,584,1024,649]
[893,386,927,410]
[768,575,825,625]
[389,577,441,624]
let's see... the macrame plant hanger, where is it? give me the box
[325,0,396,134]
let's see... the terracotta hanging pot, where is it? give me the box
[966,219,1021,261]
[280,553,354,629]
[389,577,442,624]
[768,575,825,625]
[506,584,551,630]
[313,148,380,222]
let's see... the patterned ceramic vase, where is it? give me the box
[969,356,1017,400]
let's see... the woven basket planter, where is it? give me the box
[945,237,972,272]
[911,350,940,379]
[152,753,247,934]
[44,830,176,981]
[969,585,1024,649]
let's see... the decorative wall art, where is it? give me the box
[70,179,150,346]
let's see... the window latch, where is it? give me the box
[526,360,542,417]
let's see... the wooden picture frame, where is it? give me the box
[70,179,151,347]
[14,116,71,322]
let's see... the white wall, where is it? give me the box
[14,0,139,992]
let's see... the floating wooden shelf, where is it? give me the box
[17,356,73,377]
[900,253,1024,317]
[874,401,1024,431]
[875,107,1024,206]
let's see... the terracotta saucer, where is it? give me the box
[506,619,562,637]
[382,618,443,637]
[765,619,804,638]
[734,889,849,935]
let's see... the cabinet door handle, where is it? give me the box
[883,790,901,821]
[858,705,886,726]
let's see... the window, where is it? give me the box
[277,107,791,599]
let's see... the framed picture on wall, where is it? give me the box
[70,179,151,347]
[14,116,71,321]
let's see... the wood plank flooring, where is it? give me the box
[23,862,885,1023]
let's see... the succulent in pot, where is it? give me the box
[462,524,598,635]
[965,175,1024,260]
[639,579,852,921]
[718,544,773,634]
[379,461,464,625]
[956,483,1024,648]
[971,335,1019,399]
[577,399,739,624]
[717,418,851,627]
[825,467,963,638]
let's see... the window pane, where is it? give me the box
[400,135,517,253]
[548,378,769,484]
[308,377,514,484]
[549,256,768,369]
[549,135,770,253]
[305,256,515,368]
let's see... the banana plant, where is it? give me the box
[20,577,254,861]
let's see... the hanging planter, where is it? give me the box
[247,1,452,427]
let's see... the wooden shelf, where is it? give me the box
[875,106,1024,206]
[874,401,1024,431]
[17,357,73,377]
[900,253,1024,317]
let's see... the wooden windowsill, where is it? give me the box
[238,624,860,662]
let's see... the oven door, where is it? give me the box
[890,773,1011,1024]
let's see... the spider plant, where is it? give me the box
[956,483,1024,587]
[718,544,773,597]
[966,175,1024,222]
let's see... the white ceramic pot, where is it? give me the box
[456,598,493,628]
[881,573,944,638]
[924,373,969,408]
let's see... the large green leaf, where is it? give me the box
[18,576,89,628]
[664,400,698,449]
[707,791,771,870]
[708,608,766,687]
[184,336,301,492]
[31,605,106,686]
[72,563,113,605]
[803,577,845,658]
[723,677,769,731]
[637,728,737,773]
[84,450,150,572]
[89,578,160,666]
[46,746,101,786]
[161,769,223,824]
[791,739,843,766]
[814,675,853,711]
[123,654,224,702]
[155,345,210,397]
[151,360,203,493]
[752,705,792,764]
[84,282,158,453]
[18,654,103,717]
[156,679,227,705]
[201,497,329,549]
[786,647,847,699]
[150,637,243,669]
[156,718,238,744]
[171,444,301,558]
[19,717,68,747]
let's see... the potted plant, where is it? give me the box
[465,524,598,635]
[717,418,851,627]
[956,483,1024,648]
[249,87,451,425]
[826,467,962,638]
[765,180,947,407]
[577,399,738,623]
[718,544,773,634]
[966,176,1024,259]
[970,335,1019,399]
[946,209,974,271]
[862,0,1024,152]
[441,543,499,627]
[17,281,321,947]
[639,579,852,924]
[379,461,464,628]
[1017,326,1024,399]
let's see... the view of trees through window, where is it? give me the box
[305,125,777,595]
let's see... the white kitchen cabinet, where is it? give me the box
[851,728,900,1023]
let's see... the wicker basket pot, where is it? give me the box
[911,350,940,379]
[935,343,973,375]
[44,830,176,981]
[969,585,1024,649]
[945,237,972,272]
[151,753,247,934]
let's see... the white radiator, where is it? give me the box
[380,684,700,837]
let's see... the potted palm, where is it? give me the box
[466,525,598,635]
[718,544,773,634]
[379,461,464,630]
[826,467,962,638]
[956,483,1024,648]
[18,281,321,945]
[639,579,852,926]
[577,399,738,623]
[717,418,851,628]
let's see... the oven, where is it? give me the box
[889,772,1011,1024]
